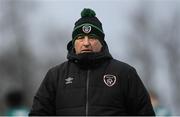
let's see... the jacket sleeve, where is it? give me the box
[29,69,57,116]
[126,67,155,116]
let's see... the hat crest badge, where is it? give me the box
[82,24,91,34]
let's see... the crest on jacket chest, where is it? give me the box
[103,74,116,87]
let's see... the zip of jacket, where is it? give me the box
[86,70,90,116]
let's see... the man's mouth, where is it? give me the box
[81,49,92,53]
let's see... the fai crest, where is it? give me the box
[103,74,116,87]
[82,24,91,34]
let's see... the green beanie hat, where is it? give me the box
[72,8,105,44]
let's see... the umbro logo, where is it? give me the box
[65,77,74,84]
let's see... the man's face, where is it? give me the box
[74,34,103,54]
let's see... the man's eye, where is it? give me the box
[77,36,84,39]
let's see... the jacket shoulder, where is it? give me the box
[109,59,136,72]
[43,61,69,85]
[49,61,69,73]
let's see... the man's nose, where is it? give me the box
[83,36,90,46]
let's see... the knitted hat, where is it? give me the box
[72,8,105,44]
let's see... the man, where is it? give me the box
[29,8,155,116]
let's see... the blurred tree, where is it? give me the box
[155,8,180,114]
[42,25,69,66]
[126,3,155,88]
[0,0,71,115]
[126,2,180,115]
[0,0,37,114]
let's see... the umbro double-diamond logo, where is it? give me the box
[65,77,74,84]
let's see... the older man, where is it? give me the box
[29,8,155,116]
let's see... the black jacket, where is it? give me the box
[29,41,155,116]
